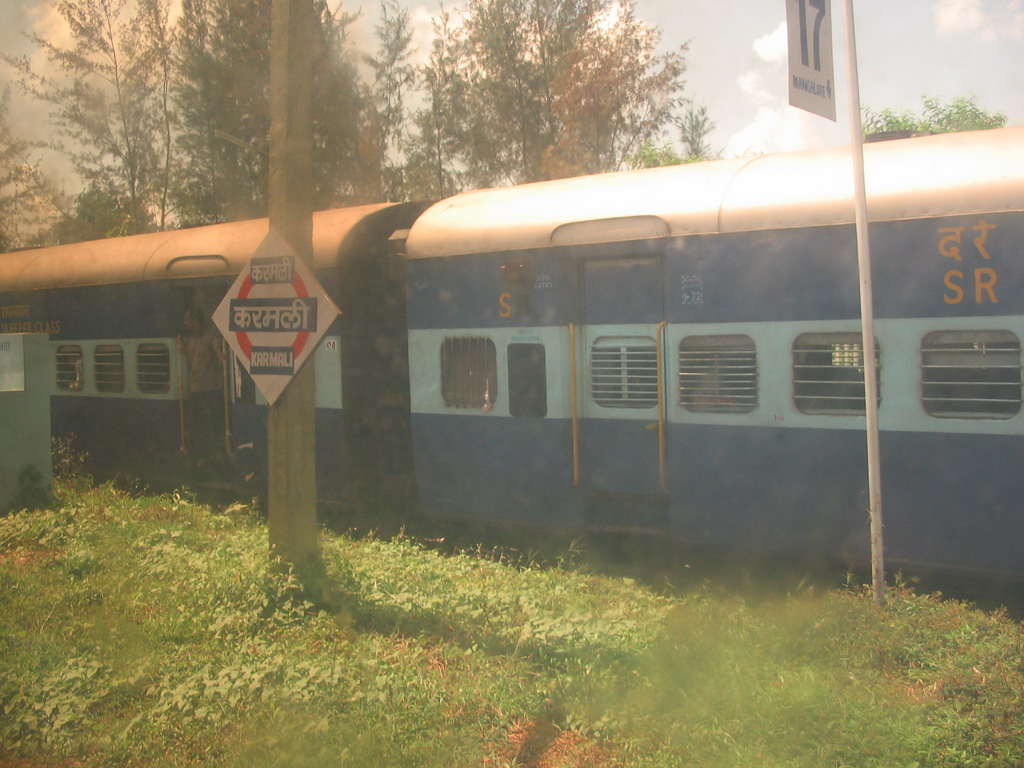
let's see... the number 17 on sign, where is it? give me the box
[788,0,836,121]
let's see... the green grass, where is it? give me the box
[1,480,1022,767]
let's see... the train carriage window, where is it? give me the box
[679,334,758,413]
[441,337,498,409]
[508,343,547,417]
[137,343,171,393]
[591,336,658,408]
[56,345,84,391]
[921,331,1021,419]
[793,333,879,415]
[94,344,125,393]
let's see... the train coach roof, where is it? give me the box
[405,126,1024,258]
[0,203,405,292]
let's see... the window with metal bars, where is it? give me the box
[590,336,658,408]
[56,345,84,391]
[792,333,879,415]
[679,334,758,413]
[921,330,1021,419]
[137,343,171,393]
[94,344,125,393]
[441,336,497,409]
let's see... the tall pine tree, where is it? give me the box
[4,0,176,235]
[406,0,688,189]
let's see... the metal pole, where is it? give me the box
[841,0,885,605]
[267,0,319,579]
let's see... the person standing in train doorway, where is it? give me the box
[178,308,226,478]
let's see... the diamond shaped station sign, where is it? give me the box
[212,228,340,405]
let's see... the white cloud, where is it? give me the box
[934,0,987,34]
[933,0,1024,39]
[26,2,73,71]
[406,4,467,67]
[408,5,439,67]
[730,21,793,150]
[1009,0,1024,37]
[724,105,824,157]
[737,69,775,104]
[753,21,787,63]
[727,21,802,154]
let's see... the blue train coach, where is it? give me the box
[2,127,1023,579]
[403,126,1024,578]
[0,203,424,507]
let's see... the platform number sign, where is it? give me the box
[213,228,341,405]
[787,0,836,121]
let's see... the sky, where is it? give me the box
[1,0,1022,178]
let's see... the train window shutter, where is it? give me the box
[441,336,497,409]
[137,343,172,394]
[792,333,880,415]
[921,331,1021,419]
[590,336,658,408]
[94,344,125,393]
[679,335,758,413]
[56,345,85,392]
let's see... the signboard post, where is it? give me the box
[216,0,321,584]
[788,0,885,604]
[838,0,885,606]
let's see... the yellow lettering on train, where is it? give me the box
[938,227,964,261]
[943,268,998,305]
[31,320,61,334]
[0,318,61,333]
[943,270,964,304]
[1,304,30,319]
[975,268,998,304]
[972,219,996,259]
[938,220,1000,305]
[499,292,513,318]
[1,322,32,333]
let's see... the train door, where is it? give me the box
[576,255,670,533]
[176,284,233,482]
